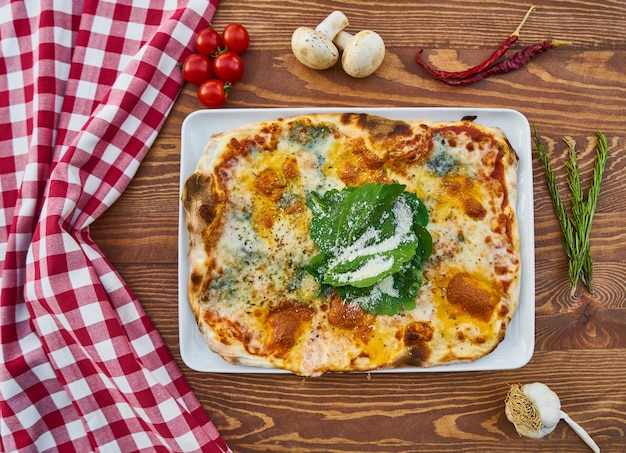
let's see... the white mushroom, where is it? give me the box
[334,30,385,78]
[291,11,349,70]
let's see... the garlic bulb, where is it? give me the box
[505,382,601,453]
[505,382,561,438]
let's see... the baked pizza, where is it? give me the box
[181,112,521,376]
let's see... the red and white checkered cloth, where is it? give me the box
[0,1,231,451]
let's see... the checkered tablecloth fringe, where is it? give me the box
[1,1,230,451]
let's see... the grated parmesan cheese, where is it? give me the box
[327,196,416,285]
[333,255,395,284]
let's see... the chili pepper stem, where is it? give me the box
[512,6,537,37]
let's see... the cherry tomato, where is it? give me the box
[212,51,245,83]
[222,23,250,54]
[198,79,230,108]
[196,28,223,57]
[181,53,212,85]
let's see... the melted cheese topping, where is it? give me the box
[184,114,521,376]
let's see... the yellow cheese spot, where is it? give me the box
[362,329,402,364]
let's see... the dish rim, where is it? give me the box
[177,107,535,374]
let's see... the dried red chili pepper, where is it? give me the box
[416,6,536,80]
[441,39,571,86]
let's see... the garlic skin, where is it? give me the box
[521,382,561,437]
[505,382,601,452]
[505,382,562,438]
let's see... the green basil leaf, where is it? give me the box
[307,182,433,315]
[413,223,433,261]
[308,182,406,254]
[337,255,424,316]
[400,190,430,227]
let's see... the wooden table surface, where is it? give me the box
[90,0,626,451]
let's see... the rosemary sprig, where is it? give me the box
[563,137,586,292]
[578,131,608,292]
[534,129,576,265]
[533,129,608,295]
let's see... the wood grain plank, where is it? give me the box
[90,0,626,450]
[179,350,625,453]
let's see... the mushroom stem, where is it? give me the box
[333,31,353,51]
[315,11,349,40]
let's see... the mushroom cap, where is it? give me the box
[337,30,385,78]
[291,27,340,70]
